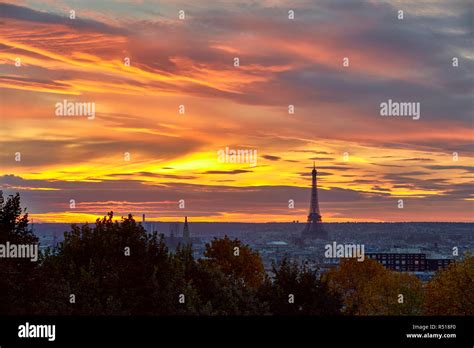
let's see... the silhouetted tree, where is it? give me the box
[261,259,342,315]
[0,192,39,314]
[35,212,195,315]
[203,235,265,289]
[424,254,473,315]
[0,192,37,244]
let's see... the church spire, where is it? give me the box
[183,216,190,239]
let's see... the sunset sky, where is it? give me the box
[0,0,473,223]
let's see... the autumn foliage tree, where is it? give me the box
[203,235,265,289]
[424,255,474,315]
[325,258,423,315]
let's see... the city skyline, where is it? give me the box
[0,1,473,223]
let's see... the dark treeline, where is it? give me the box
[0,193,472,316]
[0,193,341,315]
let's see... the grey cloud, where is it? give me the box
[261,155,281,161]
[0,136,203,167]
[0,3,127,35]
[202,170,253,174]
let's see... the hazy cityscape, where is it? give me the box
[33,220,473,278]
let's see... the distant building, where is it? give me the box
[183,216,190,239]
[169,222,178,238]
[366,251,453,272]
[165,216,200,250]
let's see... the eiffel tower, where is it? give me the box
[301,163,327,239]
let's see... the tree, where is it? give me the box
[424,255,473,315]
[203,235,265,289]
[0,191,37,244]
[260,259,342,315]
[0,191,39,314]
[35,212,192,315]
[23,214,271,315]
[325,258,423,315]
[189,260,268,315]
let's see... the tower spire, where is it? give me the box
[301,163,327,239]
[183,216,190,239]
